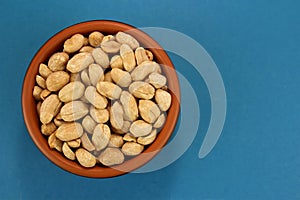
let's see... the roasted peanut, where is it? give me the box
[63,34,85,53]
[66,52,94,73]
[139,100,161,123]
[92,48,109,68]
[101,40,121,53]
[58,81,85,102]
[155,89,172,111]
[116,32,139,50]
[40,94,61,124]
[88,31,104,47]
[111,68,132,87]
[48,52,69,71]
[82,115,96,134]
[120,91,138,121]
[96,81,122,100]
[110,55,123,69]
[129,81,155,99]
[129,120,152,137]
[75,148,96,168]
[60,101,89,121]
[39,63,52,78]
[122,142,144,156]
[56,122,83,142]
[98,147,124,166]
[46,71,70,92]
[120,44,136,72]
[92,124,111,151]
[62,142,76,160]
[110,101,124,130]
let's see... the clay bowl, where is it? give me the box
[22,20,180,178]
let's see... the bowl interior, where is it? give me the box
[22,20,180,178]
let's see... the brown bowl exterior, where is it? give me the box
[22,20,180,178]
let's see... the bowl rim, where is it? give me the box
[22,20,180,178]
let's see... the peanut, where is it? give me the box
[75,148,96,168]
[63,34,85,53]
[48,52,69,71]
[98,147,124,166]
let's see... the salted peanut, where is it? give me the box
[39,63,52,78]
[137,129,157,145]
[120,44,136,72]
[88,64,104,85]
[48,132,63,152]
[96,81,122,100]
[48,52,69,71]
[92,48,109,68]
[92,124,111,151]
[58,81,85,102]
[130,120,152,137]
[79,46,94,53]
[80,69,91,86]
[129,81,155,99]
[63,34,85,53]
[120,91,138,121]
[33,86,43,100]
[62,142,75,160]
[98,147,124,166]
[110,101,124,130]
[116,32,139,50]
[40,89,51,100]
[66,52,94,73]
[40,94,61,124]
[81,133,95,151]
[110,68,131,87]
[101,40,121,53]
[36,75,46,89]
[145,50,153,61]
[75,148,96,168]
[112,120,130,134]
[82,115,96,134]
[110,55,123,69]
[41,122,57,136]
[46,71,70,92]
[139,100,161,123]
[102,35,115,42]
[90,106,109,123]
[85,86,108,109]
[131,61,161,81]
[67,138,81,148]
[155,89,172,111]
[122,142,144,156]
[60,101,89,121]
[70,73,80,82]
[135,47,150,65]
[123,133,136,142]
[108,134,124,148]
[104,71,113,82]
[153,113,166,129]
[36,101,42,116]
[88,31,104,47]
[56,122,83,141]
[148,72,167,88]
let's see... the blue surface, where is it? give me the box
[1,0,300,199]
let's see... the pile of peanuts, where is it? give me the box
[32,31,171,167]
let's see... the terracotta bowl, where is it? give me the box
[22,20,180,178]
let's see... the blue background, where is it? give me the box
[1,0,300,199]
